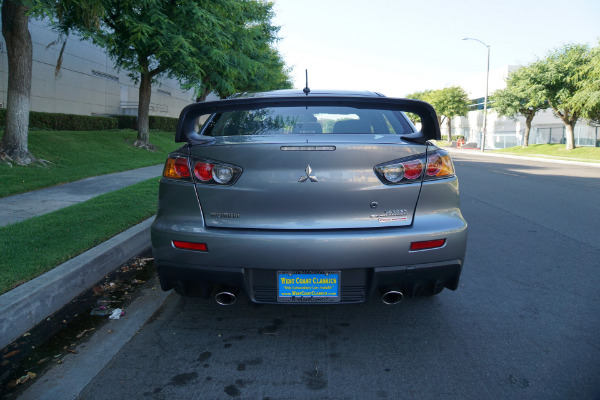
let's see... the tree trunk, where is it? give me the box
[522,112,534,148]
[197,86,212,102]
[565,120,577,151]
[134,61,156,151]
[1,0,34,165]
[446,117,452,139]
[550,104,577,150]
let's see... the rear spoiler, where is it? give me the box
[175,96,441,144]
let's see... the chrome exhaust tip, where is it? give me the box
[215,291,237,306]
[382,290,404,305]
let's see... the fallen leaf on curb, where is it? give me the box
[22,332,31,337]
[107,329,114,334]
[66,350,78,354]
[10,372,36,386]
[3,350,20,359]
[76,328,95,339]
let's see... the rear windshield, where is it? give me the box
[199,106,413,136]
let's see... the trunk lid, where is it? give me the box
[191,136,426,230]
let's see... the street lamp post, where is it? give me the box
[463,38,490,152]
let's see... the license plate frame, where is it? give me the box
[277,271,340,303]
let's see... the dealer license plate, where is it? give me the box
[277,271,340,303]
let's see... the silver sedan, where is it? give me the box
[151,90,467,305]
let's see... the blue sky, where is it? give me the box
[272,0,600,97]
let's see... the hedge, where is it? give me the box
[117,115,178,131]
[0,109,178,132]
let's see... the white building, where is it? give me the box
[0,18,211,119]
[446,66,599,148]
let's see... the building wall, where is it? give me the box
[0,18,201,118]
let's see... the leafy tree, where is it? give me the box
[573,43,600,124]
[66,0,221,150]
[1,0,34,165]
[193,2,292,101]
[491,66,548,147]
[427,86,470,138]
[529,44,592,150]
[404,90,433,125]
[63,0,288,149]
[0,0,103,165]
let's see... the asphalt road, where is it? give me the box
[75,152,600,400]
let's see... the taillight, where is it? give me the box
[193,159,242,185]
[172,240,208,252]
[374,149,455,185]
[410,239,446,251]
[163,157,191,180]
[426,150,455,179]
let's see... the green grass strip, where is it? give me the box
[0,129,182,198]
[492,144,600,162]
[0,177,160,294]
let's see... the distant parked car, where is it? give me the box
[151,89,467,305]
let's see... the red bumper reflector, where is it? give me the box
[410,239,446,251]
[173,241,208,252]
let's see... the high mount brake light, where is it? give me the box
[163,157,191,179]
[374,149,455,185]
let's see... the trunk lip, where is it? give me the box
[176,96,440,144]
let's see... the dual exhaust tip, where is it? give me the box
[381,290,404,305]
[215,289,403,305]
[215,291,237,306]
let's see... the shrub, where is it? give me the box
[149,115,178,132]
[117,115,137,130]
[29,112,118,130]
[116,115,177,131]
[0,109,178,132]
[0,109,117,130]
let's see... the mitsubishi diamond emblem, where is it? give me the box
[298,165,318,182]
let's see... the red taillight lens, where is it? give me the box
[403,159,424,180]
[172,241,208,252]
[410,239,446,251]
[163,157,190,179]
[194,162,213,181]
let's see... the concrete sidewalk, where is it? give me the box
[0,164,163,227]
[0,164,168,350]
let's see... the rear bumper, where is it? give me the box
[151,212,467,303]
[155,259,463,303]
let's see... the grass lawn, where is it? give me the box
[0,178,160,294]
[0,129,182,198]
[492,144,600,162]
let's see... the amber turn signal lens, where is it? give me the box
[163,157,191,179]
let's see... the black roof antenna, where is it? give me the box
[303,69,310,95]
